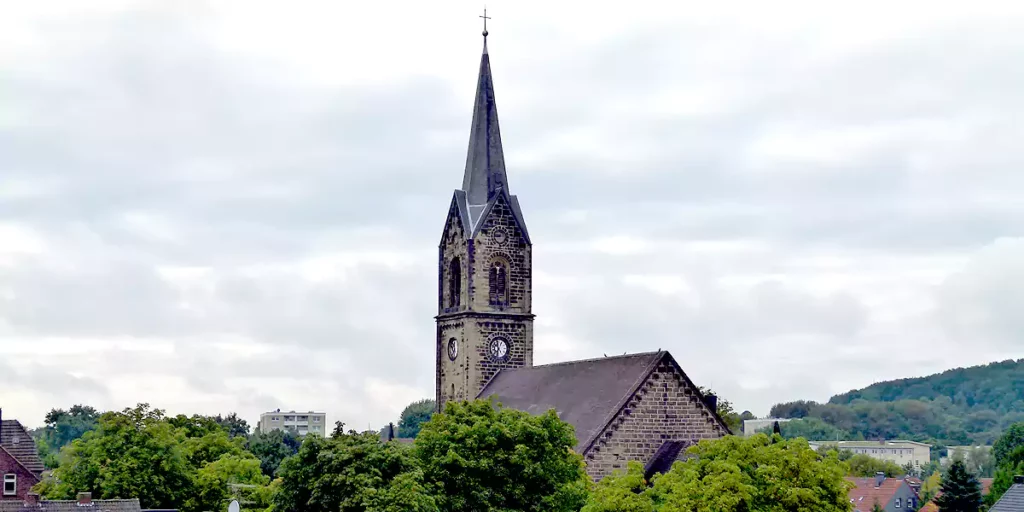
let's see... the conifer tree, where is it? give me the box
[934,459,982,512]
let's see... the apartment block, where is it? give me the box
[258,410,326,436]
[809,440,931,468]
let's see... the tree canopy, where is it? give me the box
[414,398,590,512]
[584,434,853,512]
[934,459,982,512]
[38,404,273,512]
[769,359,1024,445]
[397,399,435,438]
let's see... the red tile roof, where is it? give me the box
[846,477,908,511]
[918,501,939,512]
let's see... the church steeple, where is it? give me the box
[461,31,508,206]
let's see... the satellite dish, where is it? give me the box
[228,500,240,512]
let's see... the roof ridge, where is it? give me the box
[529,351,663,370]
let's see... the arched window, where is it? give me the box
[448,257,461,308]
[489,261,508,306]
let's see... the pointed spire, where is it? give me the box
[461,24,507,206]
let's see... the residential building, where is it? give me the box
[809,440,931,469]
[258,410,326,436]
[742,418,791,436]
[990,476,1024,512]
[0,418,44,502]
[847,474,920,512]
[0,492,142,512]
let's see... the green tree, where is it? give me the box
[245,428,301,477]
[273,429,422,512]
[993,422,1024,468]
[215,413,251,438]
[41,404,196,510]
[920,470,942,504]
[584,434,853,512]
[986,461,1024,508]
[934,459,982,512]
[190,454,270,512]
[397,399,436,438]
[415,398,590,512]
[846,453,906,478]
[33,405,101,467]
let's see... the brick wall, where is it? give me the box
[583,362,727,481]
[0,449,39,502]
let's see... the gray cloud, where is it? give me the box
[0,3,1020,427]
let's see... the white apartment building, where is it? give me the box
[259,410,327,436]
[808,440,931,468]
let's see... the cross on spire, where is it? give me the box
[480,8,491,37]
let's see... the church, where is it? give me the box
[434,27,729,481]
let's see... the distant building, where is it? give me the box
[0,492,142,512]
[742,418,791,436]
[942,445,992,466]
[0,418,44,502]
[258,410,326,436]
[809,440,931,469]
[846,474,920,512]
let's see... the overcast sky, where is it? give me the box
[1,0,1022,431]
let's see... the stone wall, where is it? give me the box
[471,197,531,314]
[582,361,727,481]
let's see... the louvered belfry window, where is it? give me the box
[489,261,508,306]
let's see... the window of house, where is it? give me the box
[3,474,15,496]
[488,261,508,306]
[448,257,461,308]
[313,417,320,422]
[895,497,901,508]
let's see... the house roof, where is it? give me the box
[991,483,1024,512]
[846,477,908,511]
[0,420,44,474]
[0,500,141,512]
[476,351,728,453]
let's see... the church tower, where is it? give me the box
[436,29,533,412]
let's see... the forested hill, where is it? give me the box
[770,359,1024,445]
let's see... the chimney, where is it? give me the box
[387,422,395,441]
[25,493,39,506]
[1014,475,1024,485]
[77,492,92,505]
[875,472,885,487]
[706,394,718,414]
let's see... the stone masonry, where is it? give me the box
[582,361,728,481]
[436,193,533,412]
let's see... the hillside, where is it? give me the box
[770,359,1024,445]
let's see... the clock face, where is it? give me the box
[447,338,458,361]
[489,337,510,361]
[491,228,508,245]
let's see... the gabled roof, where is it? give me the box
[0,500,141,512]
[991,483,1024,512]
[846,477,908,511]
[476,351,728,453]
[1,420,44,474]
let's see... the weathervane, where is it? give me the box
[480,7,491,37]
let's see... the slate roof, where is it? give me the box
[644,441,689,480]
[0,500,141,512]
[0,420,44,474]
[846,477,907,511]
[991,483,1024,512]
[476,351,728,453]
[448,33,530,243]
